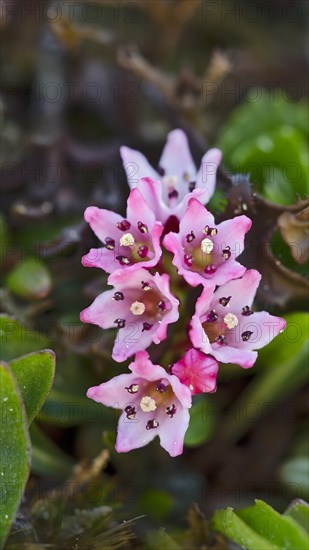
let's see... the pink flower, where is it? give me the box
[120,129,222,223]
[87,351,192,456]
[82,188,163,274]
[163,198,252,288]
[80,269,179,362]
[171,348,219,394]
[189,270,286,368]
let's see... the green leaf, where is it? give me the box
[184,397,215,447]
[9,350,55,425]
[6,259,52,301]
[30,423,74,479]
[0,363,31,548]
[285,500,309,534]
[212,507,277,550]
[0,315,50,362]
[145,528,181,550]
[212,500,309,550]
[238,500,309,550]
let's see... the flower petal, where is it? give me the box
[210,345,258,368]
[237,311,286,350]
[120,146,158,187]
[172,348,219,394]
[159,129,196,184]
[115,409,158,453]
[195,148,222,203]
[87,373,136,409]
[80,289,127,328]
[84,206,122,243]
[158,406,190,457]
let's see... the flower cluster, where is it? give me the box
[81,129,286,457]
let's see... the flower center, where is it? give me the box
[120,232,135,247]
[140,395,157,412]
[130,301,146,316]
[200,237,214,254]
[223,312,238,329]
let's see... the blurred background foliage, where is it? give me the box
[1,0,308,548]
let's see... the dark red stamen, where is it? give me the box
[157,165,165,176]
[156,382,167,393]
[241,330,253,341]
[242,306,253,316]
[146,419,159,430]
[141,281,151,291]
[117,219,131,231]
[222,246,231,260]
[184,254,194,267]
[116,255,130,266]
[124,405,136,419]
[137,221,148,233]
[219,296,231,306]
[142,322,153,332]
[189,181,196,192]
[125,384,139,394]
[157,300,166,312]
[206,310,218,323]
[186,231,195,243]
[204,264,217,274]
[138,245,149,258]
[113,292,124,301]
[166,404,176,418]
[104,237,115,250]
[215,335,227,345]
[114,318,126,328]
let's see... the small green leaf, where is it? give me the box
[285,500,309,534]
[145,527,181,550]
[238,500,309,549]
[30,423,74,479]
[9,350,56,425]
[184,398,215,447]
[7,259,52,301]
[0,363,31,548]
[0,315,50,362]
[212,507,278,550]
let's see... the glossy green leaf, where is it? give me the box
[30,423,74,479]
[184,398,215,447]
[9,350,55,425]
[0,315,50,362]
[7,259,52,301]
[212,500,309,550]
[238,500,309,549]
[0,363,31,548]
[284,499,309,534]
[217,95,309,205]
[212,507,277,550]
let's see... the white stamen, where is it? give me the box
[120,232,135,247]
[140,396,157,412]
[223,312,239,329]
[162,175,178,188]
[201,238,214,254]
[130,301,146,316]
